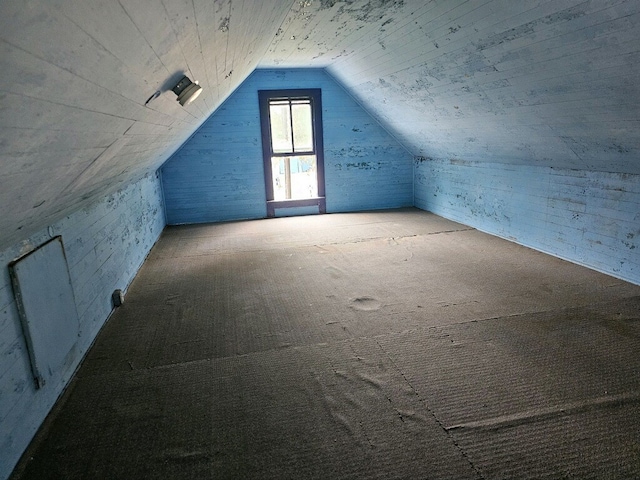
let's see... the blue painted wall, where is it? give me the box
[415,158,640,285]
[161,68,413,224]
[0,173,165,479]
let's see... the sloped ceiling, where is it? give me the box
[1,0,639,251]
[262,0,640,170]
[0,0,293,251]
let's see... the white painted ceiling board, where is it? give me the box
[0,42,183,129]
[47,0,170,88]
[0,94,135,134]
[321,0,640,169]
[0,0,293,251]
[0,4,152,109]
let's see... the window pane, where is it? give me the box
[271,157,287,201]
[292,102,313,152]
[290,155,317,198]
[271,155,317,200]
[269,103,292,153]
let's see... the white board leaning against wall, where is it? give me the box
[9,236,79,389]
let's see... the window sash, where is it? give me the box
[268,97,315,156]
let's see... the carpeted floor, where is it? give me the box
[11,209,640,479]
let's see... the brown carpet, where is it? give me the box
[11,209,640,479]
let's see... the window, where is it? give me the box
[259,89,325,217]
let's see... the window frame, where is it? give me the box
[258,88,326,217]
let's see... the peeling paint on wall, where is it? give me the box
[476,7,588,52]
[415,157,640,285]
[219,16,230,32]
[319,0,405,24]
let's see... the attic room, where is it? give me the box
[1,0,639,478]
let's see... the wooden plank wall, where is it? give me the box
[161,68,413,224]
[0,173,165,479]
[414,158,640,285]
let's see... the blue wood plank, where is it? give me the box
[415,157,640,285]
[161,68,413,224]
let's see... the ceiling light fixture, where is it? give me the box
[172,75,203,106]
